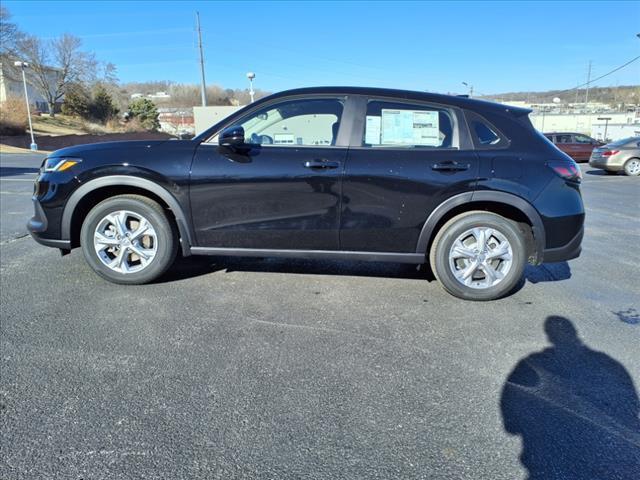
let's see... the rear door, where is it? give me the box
[339,96,479,253]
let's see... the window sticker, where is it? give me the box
[274,133,295,145]
[381,109,440,146]
[365,115,381,144]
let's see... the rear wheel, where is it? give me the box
[429,211,527,301]
[80,195,178,284]
[623,158,640,176]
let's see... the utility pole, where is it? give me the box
[584,60,592,105]
[196,11,207,107]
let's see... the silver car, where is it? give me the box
[589,137,640,176]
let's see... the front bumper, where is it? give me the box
[27,198,71,249]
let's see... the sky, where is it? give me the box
[4,0,640,95]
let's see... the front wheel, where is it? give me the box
[80,195,178,284]
[429,211,527,301]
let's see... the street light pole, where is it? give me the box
[462,81,473,97]
[14,61,37,151]
[246,72,255,103]
[597,117,611,142]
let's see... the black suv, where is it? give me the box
[28,87,584,300]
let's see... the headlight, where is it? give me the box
[43,157,82,172]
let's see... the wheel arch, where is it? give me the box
[416,191,546,264]
[61,175,193,256]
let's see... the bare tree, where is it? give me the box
[0,6,20,56]
[17,33,97,116]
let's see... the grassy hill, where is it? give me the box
[479,85,640,106]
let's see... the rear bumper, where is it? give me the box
[542,226,583,263]
[589,157,624,170]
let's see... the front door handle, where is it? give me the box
[304,159,340,169]
[432,161,469,172]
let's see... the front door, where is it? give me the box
[190,97,347,250]
[573,133,596,161]
[340,98,480,253]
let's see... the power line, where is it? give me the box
[559,55,640,94]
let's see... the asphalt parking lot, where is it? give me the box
[1,152,639,479]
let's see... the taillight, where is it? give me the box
[602,150,619,157]
[547,160,582,182]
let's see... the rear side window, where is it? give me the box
[473,122,500,145]
[556,134,573,144]
[362,100,457,149]
[464,110,509,149]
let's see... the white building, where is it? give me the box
[193,106,243,134]
[0,61,61,112]
[529,112,639,140]
[148,91,171,100]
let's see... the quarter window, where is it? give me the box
[473,121,500,145]
[234,98,344,146]
[362,101,456,149]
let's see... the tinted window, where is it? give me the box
[473,121,500,145]
[234,98,344,146]
[362,101,456,148]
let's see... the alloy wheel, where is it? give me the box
[448,226,513,289]
[93,210,158,274]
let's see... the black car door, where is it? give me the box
[340,97,479,253]
[190,96,349,250]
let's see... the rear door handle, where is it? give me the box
[304,159,340,169]
[432,161,469,172]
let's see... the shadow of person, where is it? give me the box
[501,316,640,480]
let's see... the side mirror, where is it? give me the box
[219,126,245,148]
[178,132,192,140]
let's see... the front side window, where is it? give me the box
[233,98,344,146]
[362,101,456,149]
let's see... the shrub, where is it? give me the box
[128,98,159,131]
[61,85,91,118]
[90,85,119,123]
[0,97,28,136]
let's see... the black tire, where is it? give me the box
[623,158,640,176]
[80,194,178,284]
[429,211,527,301]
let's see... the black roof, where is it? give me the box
[261,86,532,116]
